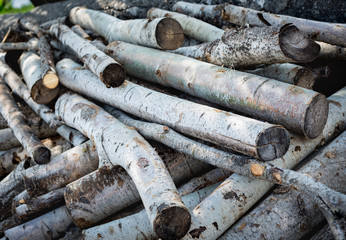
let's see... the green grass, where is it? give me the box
[0,3,34,15]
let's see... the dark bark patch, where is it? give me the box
[212,222,219,230]
[189,226,207,238]
[137,157,149,169]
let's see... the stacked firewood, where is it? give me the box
[0,1,345,239]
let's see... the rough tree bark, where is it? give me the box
[147,8,224,42]
[69,7,185,50]
[173,2,346,47]
[19,51,59,104]
[24,140,98,197]
[20,19,59,90]
[56,59,290,161]
[49,24,125,88]
[220,130,346,240]
[0,77,51,164]
[106,41,327,139]
[171,24,320,68]
[64,152,211,229]
[0,58,87,146]
[244,63,315,89]
[55,93,191,240]
[171,87,346,240]
[0,38,38,51]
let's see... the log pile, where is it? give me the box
[0,1,345,239]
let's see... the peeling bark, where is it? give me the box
[69,7,185,50]
[106,41,326,139]
[0,77,51,164]
[0,59,87,146]
[49,24,125,88]
[55,93,191,239]
[24,140,98,197]
[171,24,320,67]
[244,63,315,89]
[174,87,346,240]
[19,51,59,104]
[147,8,224,42]
[173,1,346,47]
[220,130,346,240]
[0,38,38,51]
[64,151,211,229]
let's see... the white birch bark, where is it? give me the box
[64,153,212,229]
[318,41,346,60]
[0,58,87,146]
[24,140,98,197]
[56,59,290,161]
[175,87,346,240]
[147,8,224,42]
[55,93,191,239]
[4,206,74,240]
[220,130,346,240]
[82,183,219,240]
[244,63,315,89]
[106,41,327,139]
[0,77,51,164]
[0,38,38,51]
[69,7,184,50]
[49,24,125,88]
[19,51,59,104]
[173,1,346,47]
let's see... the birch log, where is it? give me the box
[20,19,59,90]
[0,77,51,164]
[106,42,327,139]
[171,24,320,67]
[0,38,38,51]
[4,206,74,240]
[173,2,346,47]
[24,140,98,197]
[147,8,224,42]
[71,25,92,40]
[318,41,346,60]
[64,153,211,229]
[56,59,290,161]
[55,93,191,239]
[220,130,346,240]
[49,24,125,88]
[173,87,346,240]
[69,7,184,50]
[19,51,59,104]
[0,59,87,146]
[244,63,315,89]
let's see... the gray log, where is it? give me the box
[0,38,38,51]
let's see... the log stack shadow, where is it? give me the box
[0,1,345,239]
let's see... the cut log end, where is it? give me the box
[31,79,60,104]
[304,93,328,139]
[100,63,126,88]
[256,126,290,161]
[32,146,51,164]
[294,68,315,89]
[155,18,185,50]
[279,24,320,62]
[43,72,59,89]
[153,206,191,240]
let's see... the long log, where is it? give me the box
[19,51,59,104]
[20,19,59,90]
[171,24,320,67]
[55,93,191,239]
[105,41,327,139]
[0,77,50,164]
[173,87,346,240]
[220,130,346,240]
[24,140,98,197]
[147,8,224,42]
[173,1,346,47]
[244,63,315,89]
[69,7,185,50]
[0,38,38,51]
[49,24,125,88]
[56,59,290,161]
[0,59,87,146]
[64,151,212,229]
